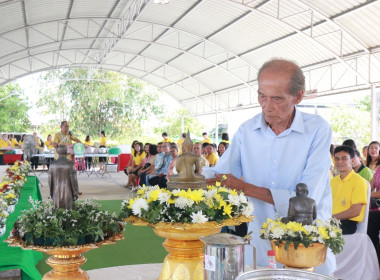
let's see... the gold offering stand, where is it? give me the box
[271,240,327,272]
[125,215,252,280]
[5,234,124,280]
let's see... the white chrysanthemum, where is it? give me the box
[303,225,315,235]
[158,192,170,203]
[270,227,285,239]
[329,230,337,238]
[204,189,217,200]
[131,198,149,216]
[190,210,209,223]
[175,197,189,209]
[241,203,254,217]
[172,189,181,195]
[228,194,241,206]
[238,193,248,204]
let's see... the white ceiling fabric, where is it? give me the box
[0,0,379,115]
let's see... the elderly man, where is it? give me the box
[204,59,334,275]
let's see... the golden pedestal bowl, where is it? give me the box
[6,234,124,280]
[126,215,253,280]
[271,240,327,272]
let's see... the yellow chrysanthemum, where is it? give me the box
[128,198,137,209]
[229,189,238,196]
[318,226,330,239]
[147,189,160,202]
[167,198,175,204]
[188,189,205,204]
[223,203,233,218]
[215,181,221,187]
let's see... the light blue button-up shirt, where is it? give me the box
[204,107,335,275]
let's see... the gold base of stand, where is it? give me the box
[126,216,253,280]
[6,234,124,280]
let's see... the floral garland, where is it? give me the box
[260,218,344,255]
[120,184,254,224]
[0,160,31,232]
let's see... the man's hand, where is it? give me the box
[206,173,245,192]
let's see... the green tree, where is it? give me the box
[329,104,371,149]
[0,82,30,132]
[156,109,204,141]
[37,69,163,142]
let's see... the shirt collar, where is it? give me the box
[255,107,305,134]
[340,169,355,182]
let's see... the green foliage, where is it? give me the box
[329,104,371,148]
[0,83,30,132]
[14,199,123,246]
[155,109,204,140]
[37,69,164,142]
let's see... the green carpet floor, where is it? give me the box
[36,200,167,275]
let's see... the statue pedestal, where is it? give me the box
[167,181,207,190]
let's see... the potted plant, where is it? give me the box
[120,184,254,280]
[7,199,124,279]
[260,218,344,270]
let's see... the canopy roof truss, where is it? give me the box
[0,0,379,115]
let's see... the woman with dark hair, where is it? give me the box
[218,142,229,157]
[84,135,93,170]
[138,144,158,186]
[367,141,380,171]
[221,132,231,144]
[99,131,107,171]
[125,142,146,187]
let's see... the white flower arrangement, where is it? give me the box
[120,185,254,224]
[260,217,344,254]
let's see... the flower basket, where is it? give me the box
[0,224,6,238]
[271,240,327,270]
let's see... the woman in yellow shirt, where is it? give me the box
[84,135,94,170]
[99,131,107,171]
[9,134,18,147]
[125,142,146,187]
[45,134,54,149]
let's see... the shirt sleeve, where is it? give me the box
[352,179,368,205]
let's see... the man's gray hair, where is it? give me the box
[61,120,67,127]
[257,59,305,96]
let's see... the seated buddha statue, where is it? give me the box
[167,133,206,189]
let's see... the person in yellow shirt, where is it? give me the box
[221,132,231,144]
[176,133,186,155]
[45,134,54,149]
[53,121,82,155]
[125,142,146,187]
[162,132,173,143]
[44,134,54,169]
[99,131,107,171]
[9,134,18,147]
[205,143,218,167]
[331,145,368,235]
[0,134,12,155]
[18,134,26,148]
[201,132,213,144]
[52,121,82,195]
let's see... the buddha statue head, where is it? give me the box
[182,132,193,154]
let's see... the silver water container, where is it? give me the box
[200,233,256,280]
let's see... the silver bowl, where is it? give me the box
[236,269,335,280]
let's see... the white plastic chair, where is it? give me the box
[334,182,380,280]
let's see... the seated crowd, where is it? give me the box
[330,138,380,267]
[124,132,230,189]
